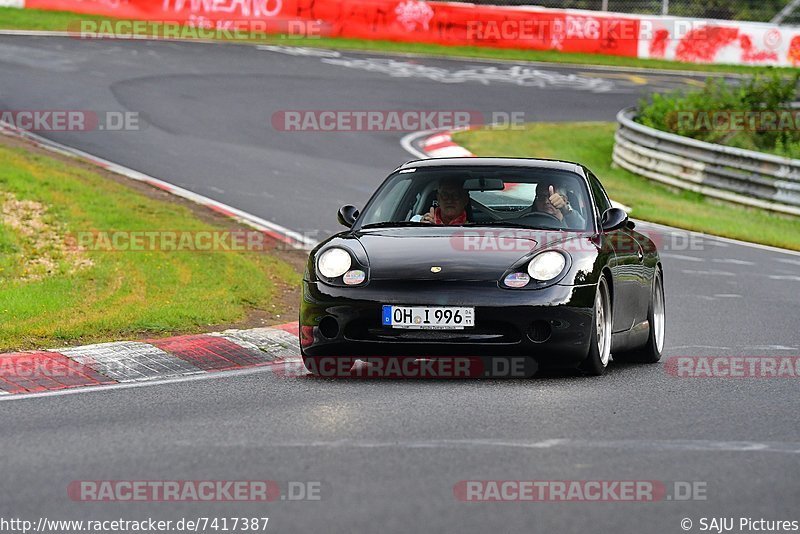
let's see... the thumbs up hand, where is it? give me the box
[421,206,435,224]
[548,185,567,210]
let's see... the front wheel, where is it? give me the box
[579,275,612,376]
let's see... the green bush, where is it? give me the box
[636,71,800,159]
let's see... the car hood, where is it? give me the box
[357,227,569,281]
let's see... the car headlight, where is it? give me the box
[527,251,567,281]
[317,247,352,278]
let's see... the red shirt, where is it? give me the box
[434,207,467,225]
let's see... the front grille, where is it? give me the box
[344,319,521,344]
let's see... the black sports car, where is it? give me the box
[300,157,665,377]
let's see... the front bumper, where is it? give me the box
[300,279,596,367]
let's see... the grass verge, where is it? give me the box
[0,133,301,351]
[453,122,800,251]
[0,6,787,75]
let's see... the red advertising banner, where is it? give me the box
[24,0,641,57]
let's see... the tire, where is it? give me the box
[615,269,665,364]
[579,275,612,376]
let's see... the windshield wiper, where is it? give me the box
[360,221,431,229]
[467,221,564,231]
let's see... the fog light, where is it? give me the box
[343,269,366,285]
[319,316,340,339]
[504,272,530,288]
[527,320,552,343]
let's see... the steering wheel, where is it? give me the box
[518,211,566,228]
[469,198,504,221]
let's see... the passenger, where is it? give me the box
[532,183,585,228]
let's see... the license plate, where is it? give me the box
[382,305,474,330]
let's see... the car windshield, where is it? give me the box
[357,165,592,231]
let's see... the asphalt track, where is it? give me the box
[1,35,799,533]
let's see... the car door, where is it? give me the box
[587,172,643,333]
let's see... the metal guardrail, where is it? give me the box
[613,107,800,217]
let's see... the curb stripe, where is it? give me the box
[0,359,301,403]
[0,351,114,394]
[272,322,299,336]
[0,325,303,397]
[150,334,277,371]
[58,341,205,382]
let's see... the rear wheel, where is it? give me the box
[579,275,612,376]
[616,269,665,363]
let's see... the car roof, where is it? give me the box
[398,157,584,175]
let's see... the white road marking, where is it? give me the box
[400,129,437,159]
[266,438,800,454]
[321,56,616,92]
[667,345,731,350]
[662,253,705,262]
[681,269,736,276]
[713,294,742,298]
[0,358,302,403]
[638,221,800,257]
[769,275,800,281]
[774,258,800,267]
[256,45,342,57]
[712,258,755,266]
[702,240,729,248]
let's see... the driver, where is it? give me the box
[532,183,585,228]
[420,178,469,225]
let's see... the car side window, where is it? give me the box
[587,171,611,215]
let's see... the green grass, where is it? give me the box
[453,122,800,251]
[0,141,300,351]
[0,7,792,75]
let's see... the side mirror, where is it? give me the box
[600,207,628,232]
[337,204,360,228]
